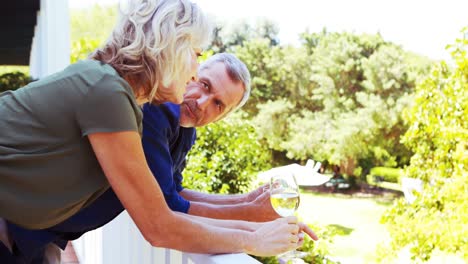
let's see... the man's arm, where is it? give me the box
[179,188,249,205]
[180,183,269,204]
[143,104,279,221]
[142,104,191,213]
[180,185,280,222]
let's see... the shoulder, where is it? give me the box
[142,103,180,132]
[66,60,125,88]
[142,103,180,139]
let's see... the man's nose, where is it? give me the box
[196,94,210,110]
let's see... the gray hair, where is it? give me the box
[91,0,212,103]
[199,53,251,111]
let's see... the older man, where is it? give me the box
[143,53,278,221]
[4,53,284,263]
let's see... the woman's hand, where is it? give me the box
[298,221,319,241]
[245,217,319,256]
[246,216,300,256]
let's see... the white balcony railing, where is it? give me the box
[30,0,70,79]
[72,211,261,264]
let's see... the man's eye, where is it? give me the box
[215,100,222,111]
[202,82,209,90]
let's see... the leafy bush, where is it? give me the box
[183,112,272,194]
[378,28,468,263]
[253,223,340,264]
[0,72,34,92]
[71,37,102,63]
[369,167,403,183]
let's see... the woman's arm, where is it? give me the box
[176,212,318,242]
[174,211,262,232]
[88,131,300,256]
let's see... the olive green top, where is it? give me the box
[0,60,142,229]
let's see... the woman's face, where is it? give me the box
[162,47,202,104]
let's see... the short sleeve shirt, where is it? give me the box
[0,60,142,229]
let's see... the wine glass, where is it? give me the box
[270,172,307,264]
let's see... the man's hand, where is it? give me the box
[245,183,269,202]
[247,185,281,222]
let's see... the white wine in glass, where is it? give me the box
[270,172,307,263]
[270,192,300,217]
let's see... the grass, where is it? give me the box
[297,191,391,264]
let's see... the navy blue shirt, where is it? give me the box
[6,103,196,262]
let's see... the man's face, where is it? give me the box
[179,62,244,127]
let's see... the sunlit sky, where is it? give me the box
[70,0,468,61]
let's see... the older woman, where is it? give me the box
[0,0,306,261]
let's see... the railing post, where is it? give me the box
[30,0,70,79]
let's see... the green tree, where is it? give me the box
[234,39,315,115]
[70,5,117,62]
[207,18,280,53]
[379,29,468,262]
[251,32,431,177]
[71,37,102,63]
[70,4,117,43]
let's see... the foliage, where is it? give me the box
[379,29,468,262]
[0,72,34,92]
[234,39,315,115]
[0,66,29,76]
[70,4,117,43]
[183,112,272,194]
[253,223,340,264]
[208,18,280,53]
[233,39,286,113]
[68,6,433,185]
[248,31,430,177]
[70,5,117,63]
[369,167,404,183]
[71,37,102,63]
[253,99,295,151]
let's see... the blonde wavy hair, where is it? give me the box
[91,0,212,103]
